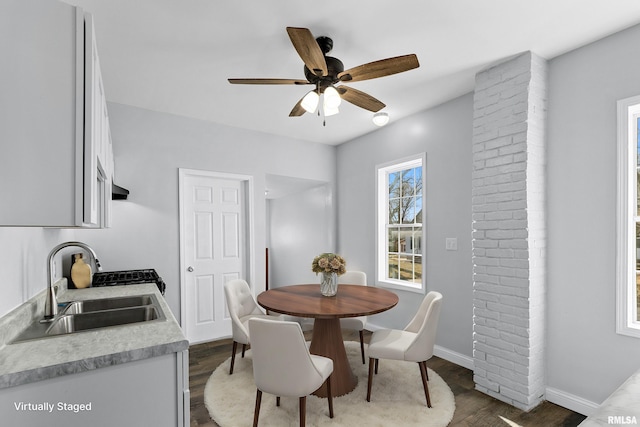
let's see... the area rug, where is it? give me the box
[204,342,455,426]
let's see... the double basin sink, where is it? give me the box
[11,294,165,343]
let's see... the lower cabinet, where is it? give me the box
[0,351,189,427]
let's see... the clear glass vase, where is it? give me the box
[320,272,338,296]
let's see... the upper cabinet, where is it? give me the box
[0,0,113,227]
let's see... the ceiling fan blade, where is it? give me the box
[228,78,310,85]
[286,27,328,77]
[337,86,385,112]
[289,97,307,117]
[338,54,419,82]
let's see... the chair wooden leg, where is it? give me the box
[374,358,379,374]
[326,376,334,418]
[276,396,280,407]
[359,330,365,364]
[242,344,247,358]
[299,396,306,427]
[418,361,432,408]
[253,389,262,427]
[229,341,238,375]
[367,357,375,402]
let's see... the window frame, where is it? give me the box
[375,153,426,294]
[616,95,640,338]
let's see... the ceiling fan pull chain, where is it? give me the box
[321,93,327,126]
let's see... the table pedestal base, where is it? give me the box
[309,318,357,397]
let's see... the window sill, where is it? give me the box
[617,322,640,339]
[377,279,424,294]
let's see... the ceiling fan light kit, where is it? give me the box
[228,27,419,125]
[323,86,341,109]
[323,105,340,117]
[301,90,320,113]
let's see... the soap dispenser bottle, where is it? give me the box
[71,253,92,289]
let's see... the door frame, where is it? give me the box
[178,168,255,337]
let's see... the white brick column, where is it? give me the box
[471,52,547,411]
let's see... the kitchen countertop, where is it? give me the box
[0,283,188,389]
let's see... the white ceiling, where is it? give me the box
[62,0,640,146]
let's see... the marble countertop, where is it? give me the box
[0,283,188,389]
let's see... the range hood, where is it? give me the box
[112,183,130,200]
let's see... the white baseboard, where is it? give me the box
[545,387,599,417]
[434,345,474,370]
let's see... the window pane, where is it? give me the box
[388,228,398,252]
[414,255,423,283]
[415,196,423,223]
[637,168,640,216]
[637,116,640,167]
[401,197,416,224]
[389,172,400,198]
[389,199,400,224]
[398,255,413,282]
[388,253,399,279]
[636,271,640,322]
[637,221,640,321]
[398,229,413,253]
[414,226,422,254]
[637,116,640,215]
[414,166,423,198]
[402,168,415,197]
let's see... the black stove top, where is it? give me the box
[92,269,165,294]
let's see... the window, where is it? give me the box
[616,95,640,338]
[376,154,426,292]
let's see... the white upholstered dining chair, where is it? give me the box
[248,318,334,427]
[223,279,281,375]
[338,270,368,364]
[366,291,443,407]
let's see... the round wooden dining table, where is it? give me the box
[257,284,398,397]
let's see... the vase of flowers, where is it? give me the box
[312,253,346,296]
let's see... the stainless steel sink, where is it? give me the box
[10,294,165,343]
[61,295,155,314]
[47,306,161,335]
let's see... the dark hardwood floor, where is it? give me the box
[189,331,586,427]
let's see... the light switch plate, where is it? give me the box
[445,237,458,251]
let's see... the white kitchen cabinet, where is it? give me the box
[0,351,189,427]
[84,12,113,228]
[0,0,113,228]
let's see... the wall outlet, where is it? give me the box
[445,237,458,251]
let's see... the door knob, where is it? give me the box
[187,266,194,272]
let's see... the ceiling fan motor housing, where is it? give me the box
[304,56,344,90]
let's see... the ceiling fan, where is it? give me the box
[228,27,420,121]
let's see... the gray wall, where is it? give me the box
[336,93,474,359]
[267,184,334,288]
[546,23,640,404]
[0,228,74,317]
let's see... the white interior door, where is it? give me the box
[180,169,249,344]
